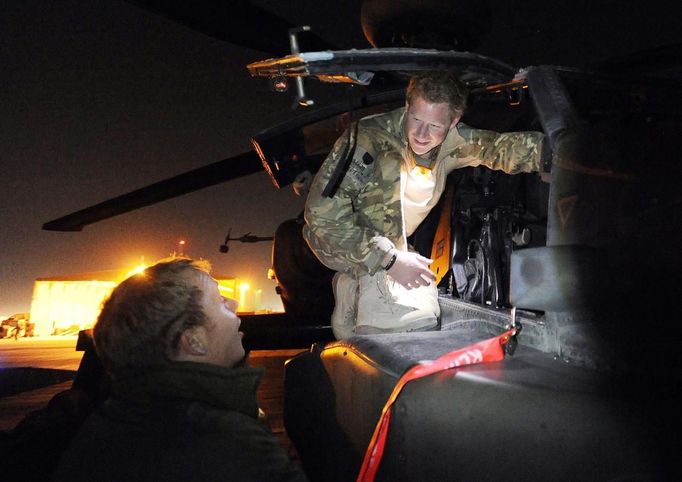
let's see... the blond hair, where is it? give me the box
[406,71,468,117]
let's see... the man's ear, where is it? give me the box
[179,329,207,356]
[450,114,461,130]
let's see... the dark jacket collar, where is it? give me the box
[112,361,265,419]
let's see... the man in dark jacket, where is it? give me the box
[52,257,307,482]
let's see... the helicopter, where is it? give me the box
[39,1,682,480]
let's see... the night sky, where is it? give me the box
[1,0,679,315]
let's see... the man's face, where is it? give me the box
[405,95,459,156]
[195,272,245,368]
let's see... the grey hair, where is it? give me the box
[93,257,211,377]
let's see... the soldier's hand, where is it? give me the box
[387,250,436,289]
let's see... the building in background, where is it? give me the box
[29,268,245,337]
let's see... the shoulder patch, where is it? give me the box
[345,144,375,187]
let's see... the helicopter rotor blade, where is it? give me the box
[42,151,263,232]
[125,0,338,55]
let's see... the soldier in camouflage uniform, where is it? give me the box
[303,71,544,338]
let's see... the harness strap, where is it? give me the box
[322,121,359,198]
[356,328,517,482]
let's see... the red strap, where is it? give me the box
[356,329,516,482]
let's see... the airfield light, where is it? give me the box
[238,282,250,312]
[218,284,235,296]
[125,263,148,278]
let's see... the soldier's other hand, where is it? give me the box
[387,251,436,289]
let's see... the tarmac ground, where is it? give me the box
[0,337,304,457]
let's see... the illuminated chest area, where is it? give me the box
[403,165,436,236]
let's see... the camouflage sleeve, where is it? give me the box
[302,128,395,275]
[446,126,545,174]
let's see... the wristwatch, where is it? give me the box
[383,252,397,271]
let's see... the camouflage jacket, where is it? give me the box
[303,106,544,276]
